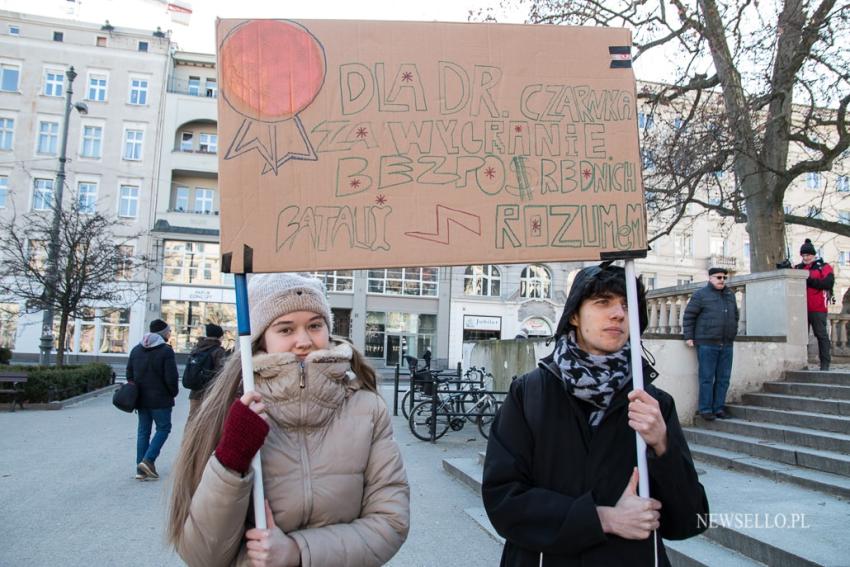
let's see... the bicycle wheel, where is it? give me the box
[477,397,501,439]
[401,390,413,420]
[409,400,450,441]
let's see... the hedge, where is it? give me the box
[3,363,114,403]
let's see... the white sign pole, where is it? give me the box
[624,259,650,499]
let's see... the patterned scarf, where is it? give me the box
[553,332,631,427]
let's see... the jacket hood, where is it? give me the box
[140,332,166,349]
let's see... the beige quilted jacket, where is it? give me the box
[177,342,410,567]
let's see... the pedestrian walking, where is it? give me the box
[183,322,227,422]
[482,264,708,566]
[422,347,432,369]
[127,318,179,481]
[796,239,834,371]
[167,273,410,567]
[682,267,739,421]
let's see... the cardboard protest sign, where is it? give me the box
[216,19,646,274]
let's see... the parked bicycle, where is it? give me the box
[408,379,501,441]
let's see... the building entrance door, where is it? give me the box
[386,334,416,366]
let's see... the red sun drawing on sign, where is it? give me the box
[220,20,327,175]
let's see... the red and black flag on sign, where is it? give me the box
[609,46,632,68]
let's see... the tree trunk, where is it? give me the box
[744,183,788,272]
[56,311,69,368]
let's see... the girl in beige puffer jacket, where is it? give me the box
[167,274,410,567]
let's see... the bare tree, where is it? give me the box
[0,200,155,366]
[473,0,850,271]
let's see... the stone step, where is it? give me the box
[783,370,850,385]
[684,428,850,477]
[443,457,482,493]
[689,444,850,499]
[764,381,850,400]
[463,507,503,544]
[696,417,850,454]
[725,404,850,434]
[740,393,850,416]
[666,536,766,567]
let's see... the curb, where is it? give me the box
[1,383,120,411]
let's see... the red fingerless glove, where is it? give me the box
[215,399,270,475]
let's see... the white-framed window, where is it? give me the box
[80,125,103,158]
[205,78,217,98]
[37,120,59,154]
[675,232,694,257]
[123,128,144,160]
[43,68,64,97]
[643,273,657,290]
[193,187,214,213]
[8,25,20,36]
[838,175,850,193]
[520,265,551,298]
[0,175,8,208]
[0,62,20,92]
[118,184,139,218]
[128,77,148,105]
[188,76,200,96]
[368,267,439,296]
[677,275,693,286]
[0,117,14,150]
[77,181,97,214]
[308,270,354,292]
[743,241,751,260]
[33,178,54,210]
[179,131,193,152]
[115,244,135,279]
[464,265,501,296]
[86,72,108,101]
[100,308,130,353]
[806,172,823,189]
[199,133,217,153]
[27,239,48,270]
[174,186,189,211]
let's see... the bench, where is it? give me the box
[0,371,28,411]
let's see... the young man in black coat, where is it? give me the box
[127,318,179,481]
[482,265,708,566]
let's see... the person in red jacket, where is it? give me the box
[795,239,834,371]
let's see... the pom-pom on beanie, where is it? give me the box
[248,273,333,344]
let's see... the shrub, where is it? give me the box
[0,347,11,365]
[20,363,113,403]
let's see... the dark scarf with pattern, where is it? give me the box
[553,332,631,427]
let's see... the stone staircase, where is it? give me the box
[442,368,850,567]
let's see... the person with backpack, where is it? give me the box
[184,323,227,422]
[795,239,835,371]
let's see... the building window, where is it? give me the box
[677,276,693,286]
[838,175,850,193]
[743,241,750,260]
[115,245,134,279]
[464,265,501,296]
[193,187,214,213]
[641,149,655,172]
[205,78,217,98]
[8,25,20,36]
[367,267,438,296]
[308,270,354,292]
[44,69,64,96]
[199,133,217,153]
[129,78,148,105]
[33,178,54,210]
[174,186,189,211]
[180,131,193,152]
[27,239,48,270]
[118,185,139,218]
[840,252,848,266]
[0,303,17,348]
[0,175,8,208]
[0,117,13,150]
[840,211,850,224]
[643,273,657,290]
[77,181,97,213]
[188,76,200,96]
[520,265,551,299]
[53,31,63,42]
[138,41,148,52]
[638,112,654,130]
[80,125,103,158]
[161,300,236,353]
[123,129,143,160]
[675,232,694,257]
[1,63,20,92]
[37,120,59,154]
[87,73,108,101]
[162,241,223,285]
[364,312,386,358]
[96,36,106,47]
[806,172,823,189]
[100,308,130,353]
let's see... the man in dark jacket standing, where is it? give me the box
[482,265,708,567]
[683,267,739,421]
[795,238,834,371]
[185,323,227,422]
[127,318,179,481]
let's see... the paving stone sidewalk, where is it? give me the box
[0,384,502,567]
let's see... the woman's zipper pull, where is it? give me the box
[299,361,305,389]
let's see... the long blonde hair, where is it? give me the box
[167,336,377,549]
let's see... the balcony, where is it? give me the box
[168,77,217,98]
[170,149,217,174]
[156,209,221,233]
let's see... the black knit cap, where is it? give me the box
[800,239,817,255]
[205,323,224,338]
[708,267,728,276]
[149,319,168,333]
[554,263,648,338]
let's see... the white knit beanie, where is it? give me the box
[248,273,333,343]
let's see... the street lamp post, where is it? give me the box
[38,66,88,365]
